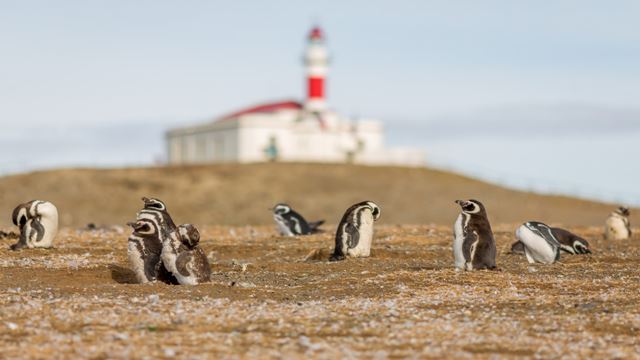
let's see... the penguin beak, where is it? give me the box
[455,200,464,206]
[141,197,149,203]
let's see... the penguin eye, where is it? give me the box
[371,207,380,217]
[463,203,475,212]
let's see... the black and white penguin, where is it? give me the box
[329,201,380,261]
[127,218,164,284]
[453,199,497,271]
[127,197,178,284]
[161,224,211,285]
[139,197,177,232]
[10,200,58,250]
[272,203,324,236]
[512,227,591,255]
[605,206,631,240]
[515,221,562,264]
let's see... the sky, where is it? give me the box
[1,1,639,203]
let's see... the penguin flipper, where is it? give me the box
[461,231,478,268]
[345,222,360,249]
[330,222,358,261]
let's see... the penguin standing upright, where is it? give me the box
[605,206,631,240]
[453,199,496,271]
[272,203,324,236]
[10,200,58,250]
[329,201,380,261]
[515,221,562,264]
[127,218,164,283]
[127,197,178,284]
[161,224,211,285]
[511,227,591,255]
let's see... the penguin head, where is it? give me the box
[273,203,291,215]
[455,199,486,216]
[573,239,591,254]
[142,197,167,211]
[615,206,630,217]
[127,219,157,235]
[12,204,28,228]
[365,201,381,221]
[178,224,200,248]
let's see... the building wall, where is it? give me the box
[166,110,425,166]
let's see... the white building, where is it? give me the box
[166,26,424,166]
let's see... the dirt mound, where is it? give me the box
[0,163,623,228]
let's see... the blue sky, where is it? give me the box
[1,1,639,203]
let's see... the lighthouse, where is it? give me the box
[166,25,425,167]
[303,26,329,113]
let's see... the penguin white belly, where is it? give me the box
[453,214,465,269]
[275,216,294,236]
[347,215,374,258]
[37,216,58,248]
[128,240,149,283]
[605,217,629,240]
[516,225,557,264]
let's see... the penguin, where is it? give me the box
[453,199,497,270]
[127,197,179,284]
[127,218,164,284]
[605,206,631,240]
[139,197,177,232]
[329,201,380,261]
[9,200,58,250]
[511,227,591,255]
[272,203,324,236]
[515,221,562,264]
[160,224,211,285]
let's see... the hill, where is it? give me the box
[0,163,622,228]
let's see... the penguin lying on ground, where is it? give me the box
[453,199,497,271]
[515,221,563,264]
[272,203,324,236]
[10,200,58,250]
[127,197,178,284]
[605,206,631,240]
[161,224,211,285]
[511,227,591,255]
[329,201,380,261]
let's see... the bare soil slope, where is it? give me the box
[0,163,622,228]
[0,225,638,359]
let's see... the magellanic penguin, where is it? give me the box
[127,197,178,284]
[10,200,58,250]
[127,218,165,284]
[272,203,324,236]
[329,201,380,261]
[453,199,497,271]
[605,206,631,240]
[511,227,591,255]
[515,221,562,264]
[161,224,211,285]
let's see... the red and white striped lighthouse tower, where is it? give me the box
[303,26,329,113]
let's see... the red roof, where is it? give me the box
[309,26,324,41]
[218,100,303,121]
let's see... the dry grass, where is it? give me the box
[1,224,639,359]
[0,163,624,228]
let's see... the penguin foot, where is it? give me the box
[328,253,345,262]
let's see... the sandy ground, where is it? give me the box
[0,223,639,359]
